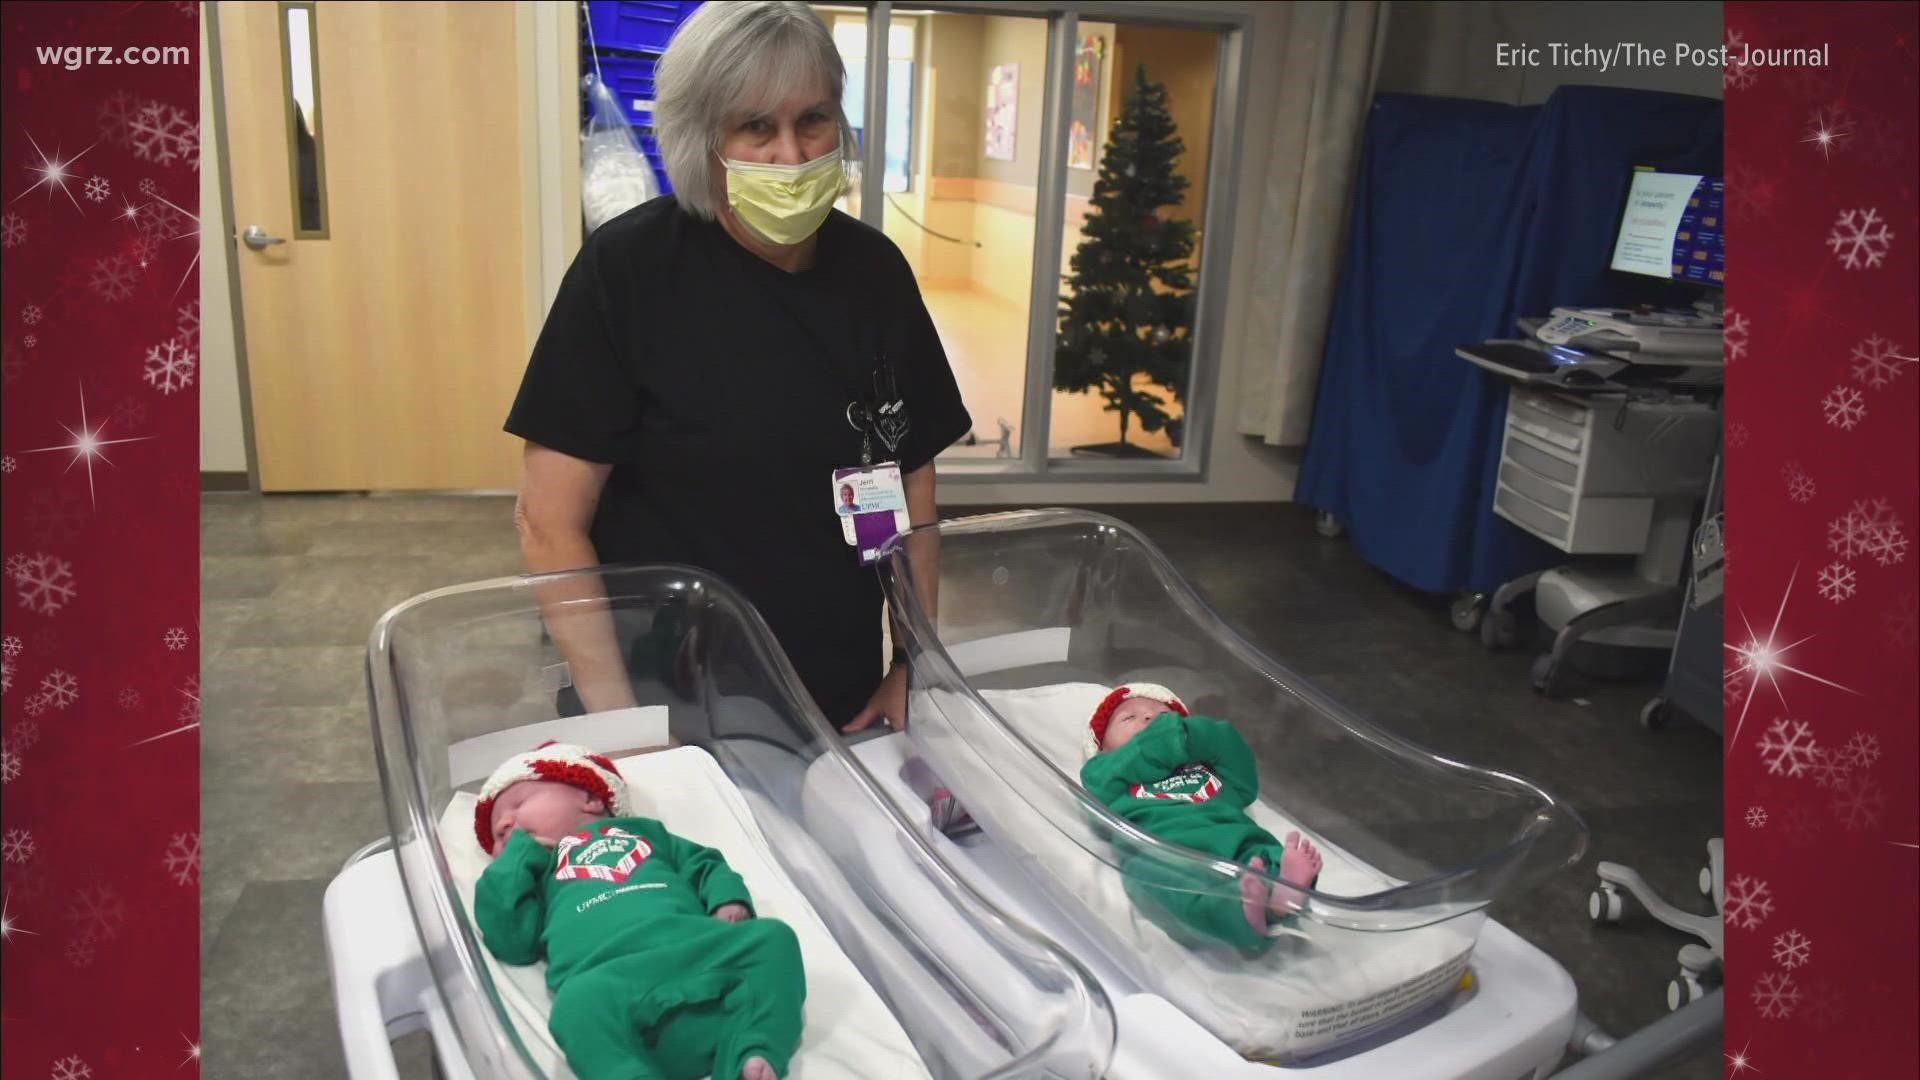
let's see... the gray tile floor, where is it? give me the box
[202,494,1722,1078]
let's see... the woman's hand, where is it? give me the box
[844,665,908,733]
[712,902,752,923]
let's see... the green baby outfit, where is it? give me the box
[475,816,806,1080]
[1080,712,1311,953]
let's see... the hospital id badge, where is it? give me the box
[832,463,909,565]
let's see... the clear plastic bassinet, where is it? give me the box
[365,565,1116,1079]
[876,509,1589,1064]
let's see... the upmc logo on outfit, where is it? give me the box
[1130,764,1223,804]
[554,826,653,883]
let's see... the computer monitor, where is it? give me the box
[1609,170,1725,287]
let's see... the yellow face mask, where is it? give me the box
[722,147,844,246]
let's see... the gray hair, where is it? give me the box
[653,1,857,220]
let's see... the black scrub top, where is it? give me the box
[506,197,972,724]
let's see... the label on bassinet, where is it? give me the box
[1286,953,1471,1045]
[1129,764,1222,803]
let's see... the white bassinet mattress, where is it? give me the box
[917,682,1480,1062]
[438,745,932,1080]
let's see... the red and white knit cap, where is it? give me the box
[1085,683,1188,759]
[473,740,631,854]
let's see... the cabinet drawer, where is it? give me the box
[1500,462,1575,514]
[1495,484,1572,546]
[1504,435,1578,486]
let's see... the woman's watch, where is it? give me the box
[891,645,909,671]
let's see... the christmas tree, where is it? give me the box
[1054,65,1197,456]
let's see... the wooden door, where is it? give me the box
[218,1,529,491]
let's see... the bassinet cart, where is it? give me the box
[864,509,1592,1078]
[324,566,1115,1079]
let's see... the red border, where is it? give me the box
[1723,3,1918,1075]
[0,1,202,1074]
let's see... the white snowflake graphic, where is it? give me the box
[1842,732,1881,770]
[68,884,127,941]
[9,719,35,750]
[1752,970,1801,1019]
[1725,875,1775,930]
[163,626,190,651]
[143,336,196,394]
[1864,521,1908,567]
[64,932,95,969]
[0,456,15,476]
[1725,421,1750,449]
[1758,718,1818,778]
[138,176,158,197]
[28,489,86,547]
[129,101,199,167]
[112,396,150,433]
[83,175,109,203]
[1831,773,1884,831]
[1771,929,1811,970]
[1888,593,1919,650]
[1821,385,1866,429]
[50,1054,93,1080]
[6,553,32,581]
[1828,499,1899,559]
[1745,806,1767,829]
[21,334,34,349]
[0,211,25,249]
[1723,308,1750,361]
[23,692,49,716]
[176,299,200,348]
[0,828,32,864]
[133,197,190,244]
[1801,980,1845,1028]
[0,746,19,784]
[38,669,77,709]
[14,553,77,615]
[1850,334,1910,389]
[21,303,43,326]
[178,674,201,726]
[117,686,141,710]
[99,89,143,147]
[164,832,200,885]
[1723,30,1758,90]
[1816,562,1855,603]
[1827,208,1893,270]
[1806,746,1852,790]
[88,254,138,302]
[1786,468,1816,505]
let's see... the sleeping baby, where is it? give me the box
[1079,684,1324,953]
[472,741,806,1080]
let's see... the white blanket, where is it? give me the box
[438,746,931,1080]
[916,682,1480,1063]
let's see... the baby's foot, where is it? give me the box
[740,1056,776,1080]
[1271,832,1324,919]
[1242,856,1273,936]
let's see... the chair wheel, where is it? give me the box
[1531,653,1567,697]
[1667,972,1705,1011]
[1451,593,1486,632]
[1589,885,1625,924]
[1641,697,1672,730]
[1314,511,1344,539]
[1481,608,1518,651]
[1698,864,1714,897]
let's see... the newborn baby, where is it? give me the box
[1079,684,1323,952]
[472,741,805,1080]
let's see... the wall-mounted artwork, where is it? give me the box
[984,62,1018,161]
[1068,35,1106,170]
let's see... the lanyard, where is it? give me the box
[733,238,904,464]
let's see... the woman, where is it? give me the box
[508,2,969,733]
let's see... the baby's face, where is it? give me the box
[1101,696,1171,752]
[488,780,607,852]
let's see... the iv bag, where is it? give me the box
[581,75,659,234]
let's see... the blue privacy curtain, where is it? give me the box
[1295,87,1723,595]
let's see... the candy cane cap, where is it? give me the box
[474,741,630,853]
[1085,683,1187,759]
